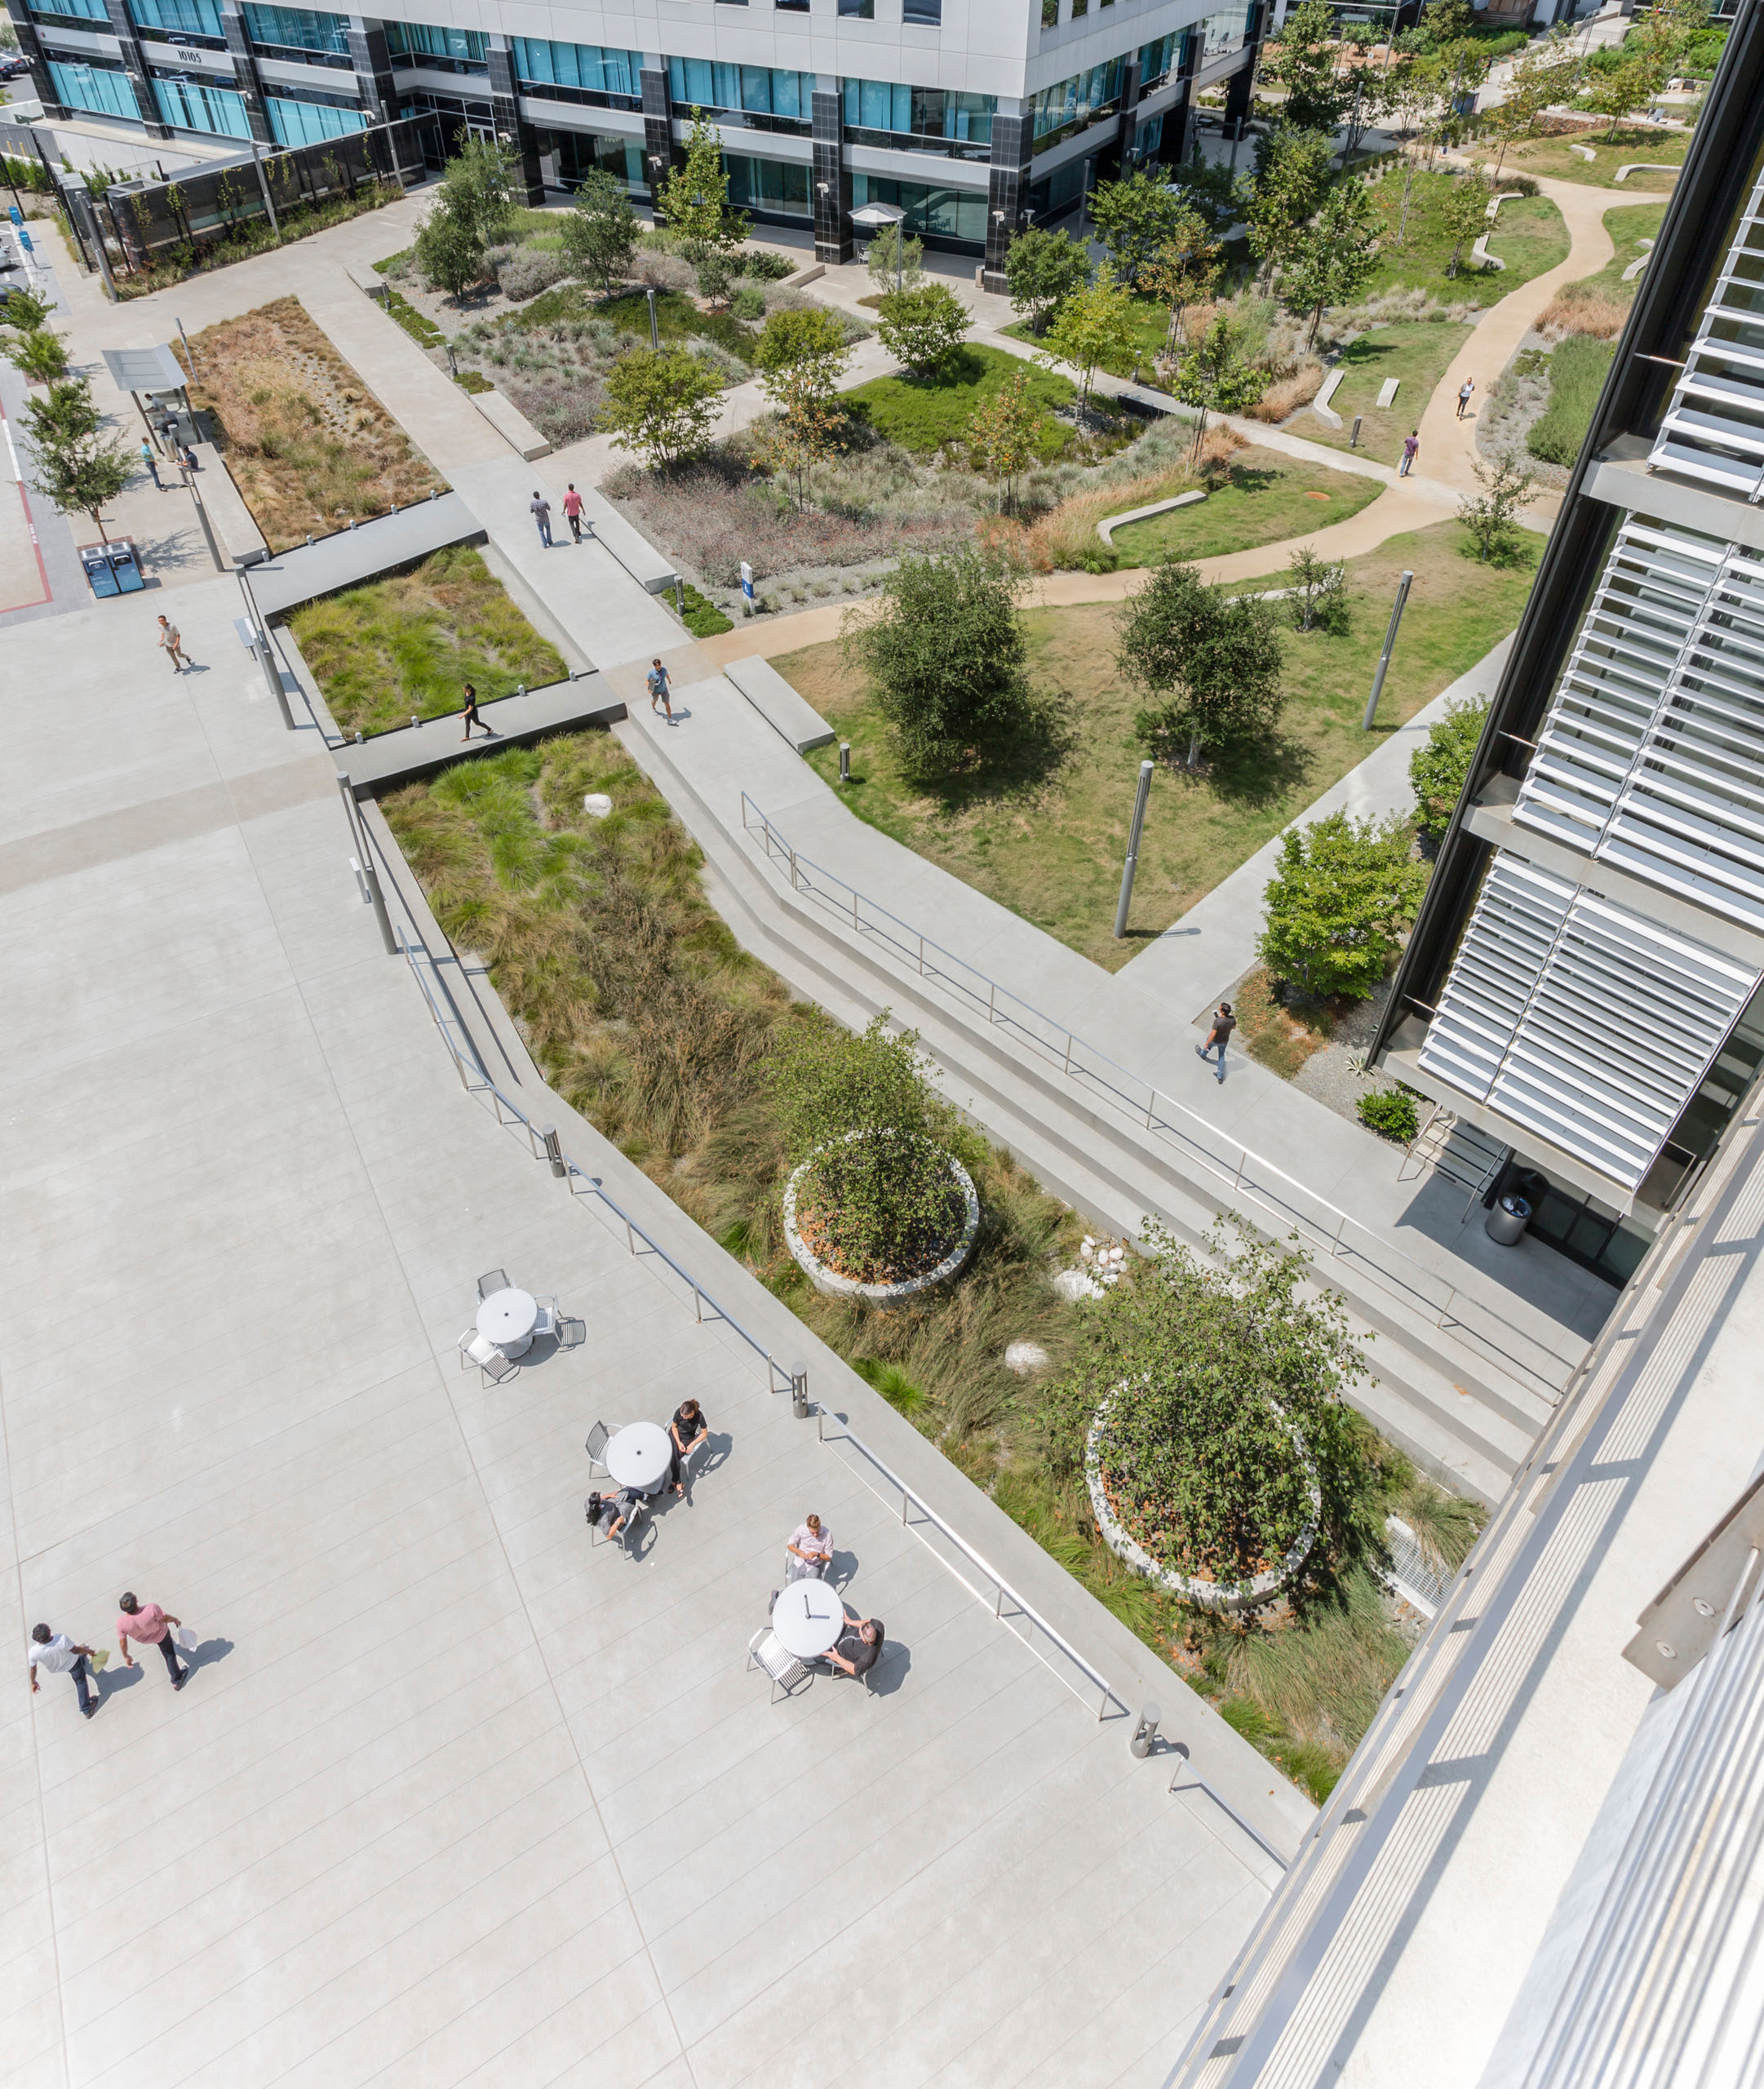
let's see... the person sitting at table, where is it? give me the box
[785,1513,832,1582]
[587,1488,640,1542]
[825,1604,884,1680]
[668,1396,708,1494]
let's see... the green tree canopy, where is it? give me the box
[600,344,724,470]
[1038,264,1137,411]
[1265,0,1351,135]
[1139,208,1222,351]
[20,375,134,539]
[1280,176,1382,344]
[1168,308,1266,418]
[1257,810,1427,1000]
[434,132,519,247]
[874,282,972,375]
[752,304,852,401]
[843,544,1035,775]
[557,170,639,296]
[865,220,924,293]
[1088,166,1191,287]
[1118,558,1286,765]
[964,368,1049,513]
[8,326,69,385]
[1410,694,1489,836]
[1003,225,1092,335]
[1243,125,1336,285]
[657,110,748,258]
[414,204,485,303]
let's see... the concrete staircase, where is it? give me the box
[616,714,1581,1508]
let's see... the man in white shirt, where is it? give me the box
[786,1514,833,1582]
[29,1623,97,1719]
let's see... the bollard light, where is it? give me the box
[839,740,851,784]
[1349,414,1363,449]
[542,1124,565,1178]
[791,1364,809,1420]
[1130,1703,1163,1759]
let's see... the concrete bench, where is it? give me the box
[1310,367,1345,430]
[470,386,552,460]
[1615,162,1678,183]
[1097,488,1205,547]
[192,443,269,567]
[1376,377,1400,408]
[345,258,389,303]
[723,655,836,753]
[574,486,678,595]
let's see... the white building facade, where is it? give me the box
[7,0,1262,273]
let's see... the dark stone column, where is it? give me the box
[345,16,397,126]
[219,2,273,144]
[1222,5,1264,138]
[811,88,849,263]
[485,38,543,202]
[7,5,67,118]
[982,105,1030,293]
[640,65,674,208]
[1108,55,1141,180]
[100,0,172,137]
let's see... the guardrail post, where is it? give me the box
[918,935,924,976]
[902,1487,910,1526]
[1063,1034,1073,1075]
[692,1284,703,1324]
[337,774,397,955]
[988,981,995,1023]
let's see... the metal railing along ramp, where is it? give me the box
[738,794,1584,1404]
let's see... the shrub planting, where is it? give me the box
[1357,1088,1421,1142]
[1258,810,1428,1000]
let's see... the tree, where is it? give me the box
[843,545,1035,775]
[1439,173,1490,280]
[1003,225,1091,336]
[965,370,1049,512]
[20,376,134,540]
[1030,1218,1375,1603]
[1265,0,1350,135]
[0,286,55,338]
[1584,56,1651,139]
[1089,166,1190,288]
[1480,26,1582,178]
[1458,449,1536,564]
[1168,152,1243,242]
[1417,0,1475,43]
[1243,125,1335,286]
[752,305,852,402]
[866,220,924,294]
[656,110,747,262]
[558,171,639,296]
[1258,810,1426,1000]
[874,282,971,377]
[600,345,724,470]
[1168,308,1267,430]
[9,326,68,385]
[1285,543,1349,633]
[1138,208,1221,353]
[1410,694,1489,836]
[1117,558,1286,767]
[1281,178,1381,346]
[434,131,518,248]
[1038,264,1137,413]
[414,204,486,303]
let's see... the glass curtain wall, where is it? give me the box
[849,170,986,241]
[724,152,811,215]
[513,39,642,100]
[152,72,253,133]
[242,5,350,55]
[47,56,138,116]
[383,21,486,64]
[666,58,814,124]
[1030,58,1123,150]
[840,79,994,149]
[266,94,366,142]
[129,0,224,37]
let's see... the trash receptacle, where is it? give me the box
[1485,1193,1531,1245]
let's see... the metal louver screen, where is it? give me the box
[1417,854,1758,1191]
[1649,167,1764,499]
[1511,517,1764,930]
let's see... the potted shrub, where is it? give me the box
[1035,1222,1372,1608]
[773,1013,979,1302]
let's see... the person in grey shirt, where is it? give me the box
[29,1623,97,1719]
[1196,1001,1234,1083]
[530,490,553,547]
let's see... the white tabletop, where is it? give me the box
[605,1420,671,1493]
[476,1287,538,1346]
[771,1578,846,1661]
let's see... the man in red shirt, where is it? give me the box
[117,1591,189,1690]
[563,482,586,543]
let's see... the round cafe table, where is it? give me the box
[476,1286,539,1358]
[770,1578,845,1661]
[605,1420,671,1497]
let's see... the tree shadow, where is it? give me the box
[1190,728,1314,813]
[906,685,1079,815]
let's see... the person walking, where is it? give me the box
[116,1591,189,1690]
[29,1623,98,1719]
[157,614,190,673]
[563,483,584,543]
[1196,1001,1235,1084]
[1456,379,1474,420]
[1400,429,1419,477]
[140,437,162,490]
[647,656,673,723]
[460,681,490,742]
[530,489,553,548]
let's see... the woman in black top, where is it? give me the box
[461,683,490,743]
[668,1398,707,1493]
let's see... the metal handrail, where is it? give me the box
[738,792,1583,1399]
[392,920,1127,1724]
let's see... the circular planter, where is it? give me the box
[783,1134,979,1304]
[1084,1385,1320,1613]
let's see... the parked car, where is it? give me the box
[0,56,35,78]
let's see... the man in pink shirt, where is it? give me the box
[563,481,586,543]
[117,1590,189,1690]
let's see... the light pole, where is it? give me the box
[1362,570,1414,731]
[1114,761,1155,940]
[645,284,659,348]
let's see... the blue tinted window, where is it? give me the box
[129,0,224,36]
[383,20,486,62]
[244,6,350,54]
[514,38,642,96]
[152,73,253,134]
[267,94,366,141]
[667,57,813,117]
[48,57,137,115]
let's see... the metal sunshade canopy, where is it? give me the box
[100,344,188,394]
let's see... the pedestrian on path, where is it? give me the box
[1456,379,1474,420]
[563,483,584,543]
[140,438,162,490]
[461,682,490,742]
[157,614,190,673]
[116,1592,188,1690]
[530,489,553,548]
[1196,1001,1234,1084]
[29,1623,98,1719]
[1400,430,1419,477]
[647,657,673,722]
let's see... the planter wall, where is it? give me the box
[1084,1386,1320,1613]
[783,1136,979,1303]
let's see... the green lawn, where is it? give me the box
[1500,124,1688,190]
[1108,447,1382,566]
[843,343,1077,457]
[1558,200,1668,308]
[287,544,566,738]
[781,521,1539,970]
[1528,332,1616,465]
[1288,322,1474,467]
[1363,175,1570,307]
